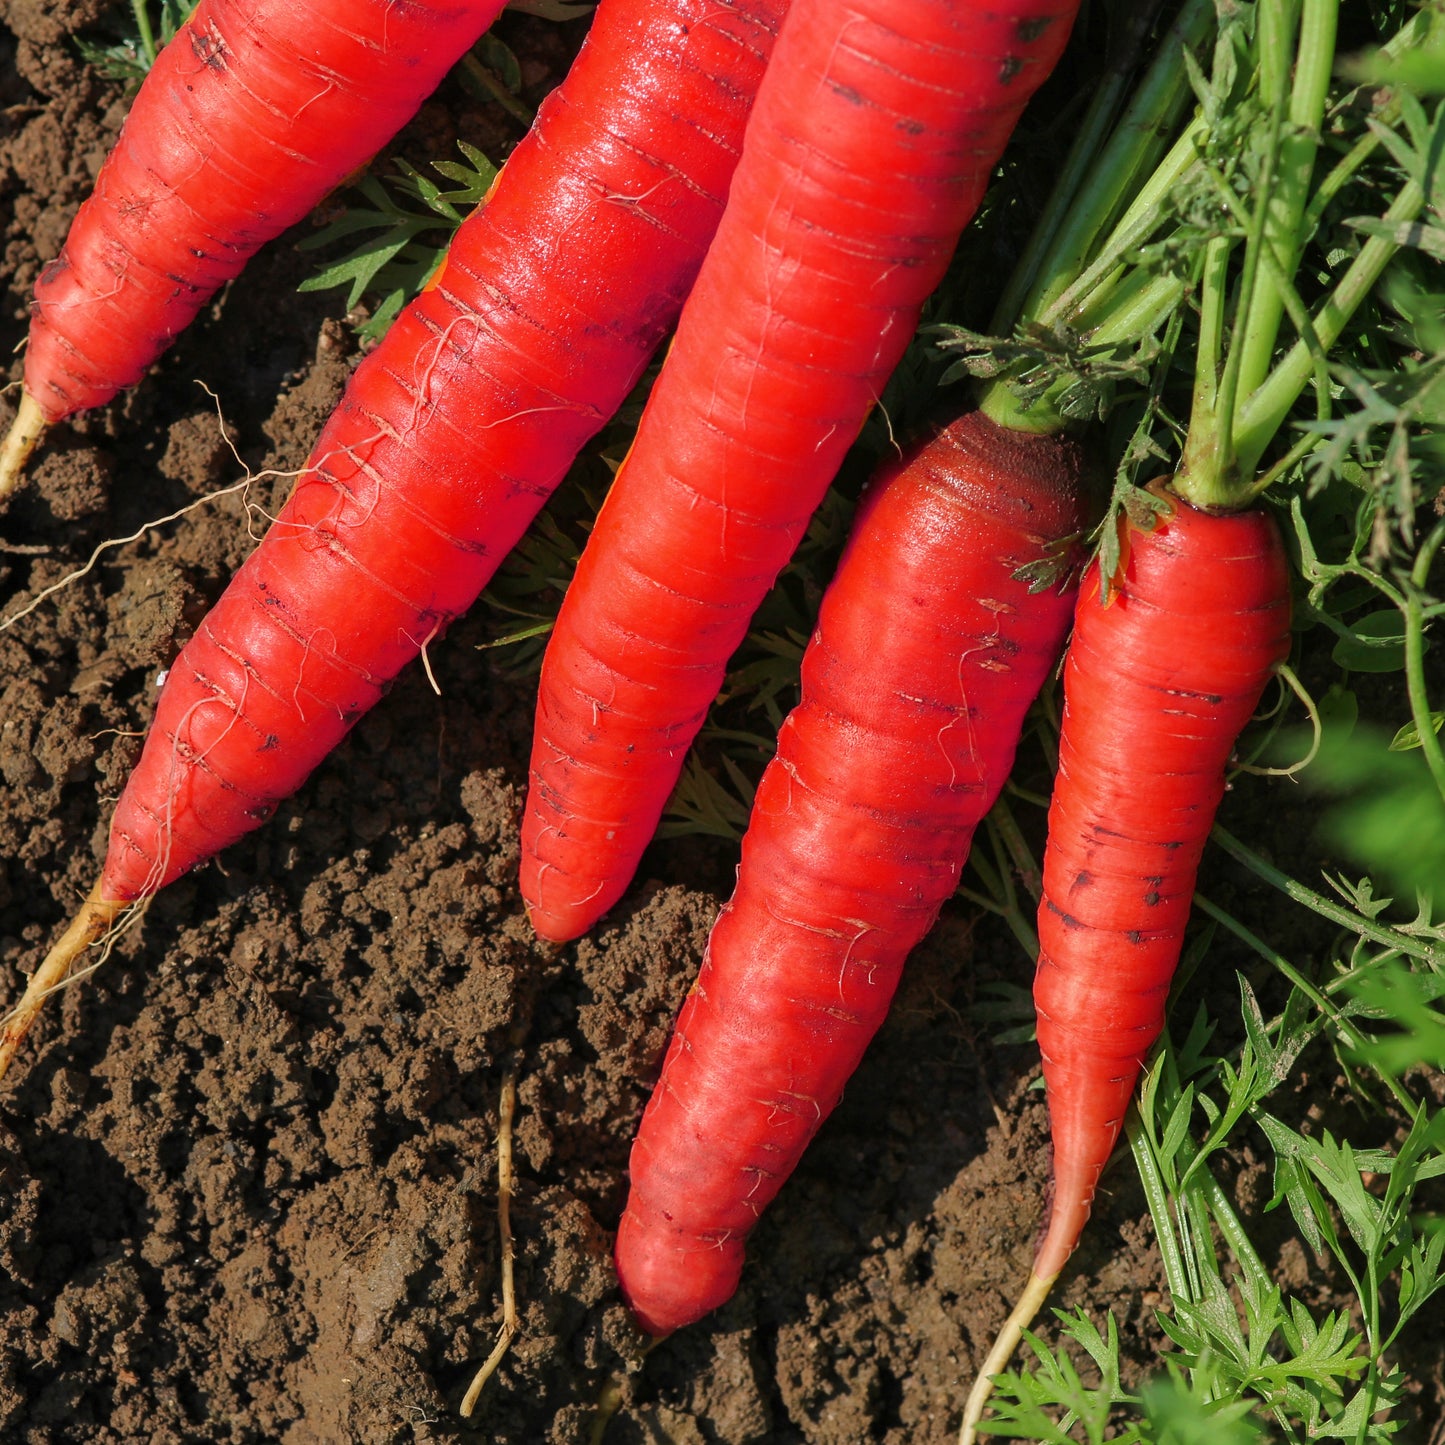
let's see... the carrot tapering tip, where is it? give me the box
[0,880,128,1083]
[522,893,592,946]
[958,1269,1059,1445]
[0,390,47,505]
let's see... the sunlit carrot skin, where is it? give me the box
[614,412,1089,1336]
[98,0,788,903]
[521,0,1083,944]
[1030,492,1291,1281]
[24,0,509,425]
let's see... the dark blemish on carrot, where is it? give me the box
[1150,682,1225,704]
[1045,899,1084,929]
[260,735,281,751]
[829,81,865,105]
[1072,870,1094,891]
[896,116,926,135]
[999,55,1023,85]
[1144,889,1161,906]
[189,29,228,71]
[1127,930,1144,945]
[1017,16,1055,41]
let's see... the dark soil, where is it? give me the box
[0,5,1441,1444]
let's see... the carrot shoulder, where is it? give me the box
[521,0,1083,943]
[0,0,788,1081]
[615,412,1089,1336]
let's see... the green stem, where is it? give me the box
[978,2,1216,434]
[1198,1156,1271,1283]
[1205,136,1281,500]
[989,796,1043,905]
[959,847,1041,961]
[1071,267,1185,340]
[988,269,1188,433]
[132,0,158,67]
[987,1,1162,337]
[1194,147,1345,436]
[1404,519,1445,805]
[1210,824,1444,966]
[1300,126,1384,243]
[1004,781,1052,811]
[1223,0,1299,416]
[1193,892,1417,1112]
[1192,895,1341,1035]
[978,381,1066,435]
[1177,235,1236,503]
[1233,663,1323,776]
[1004,0,1217,334]
[1176,0,1321,511]
[1234,0,1338,403]
[1240,413,1323,502]
[1041,118,1207,333]
[1127,1108,1194,1302]
[1233,179,1426,478]
[458,54,535,127]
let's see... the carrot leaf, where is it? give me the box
[298,143,499,339]
[657,751,757,841]
[74,0,198,85]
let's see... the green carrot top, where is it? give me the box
[951,0,1440,526]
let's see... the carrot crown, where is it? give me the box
[1171,0,1435,511]
[952,0,1439,526]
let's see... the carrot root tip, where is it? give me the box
[0,391,48,506]
[958,1269,1059,1445]
[0,880,131,1084]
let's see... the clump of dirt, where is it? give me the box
[1,5,1441,1445]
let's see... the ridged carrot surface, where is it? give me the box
[613,412,1088,1336]
[1031,494,1291,1282]
[97,0,788,903]
[521,0,1083,944]
[23,0,507,425]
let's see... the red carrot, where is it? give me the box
[0,0,511,500]
[1034,498,1290,1275]
[614,411,1089,1336]
[0,0,788,1080]
[520,0,1082,944]
[957,4,1415,1427]
[958,491,1291,1440]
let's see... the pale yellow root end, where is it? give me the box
[0,881,126,1084]
[958,1270,1059,1445]
[0,390,48,506]
[459,1066,519,1418]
